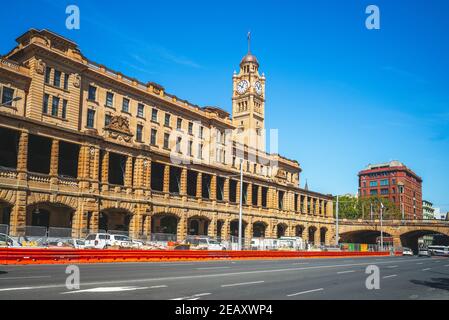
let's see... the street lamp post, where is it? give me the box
[380,202,384,251]
[1,96,21,106]
[335,195,339,247]
[238,159,244,251]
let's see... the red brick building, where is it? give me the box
[358,161,423,220]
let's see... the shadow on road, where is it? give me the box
[0,271,8,275]
[411,278,449,291]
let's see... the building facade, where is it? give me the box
[358,161,423,220]
[0,29,334,245]
[422,200,435,220]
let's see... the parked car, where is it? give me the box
[0,233,22,247]
[402,247,414,256]
[185,237,226,250]
[67,239,86,249]
[418,247,431,257]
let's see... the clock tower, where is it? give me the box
[232,33,266,151]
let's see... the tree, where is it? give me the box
[334,195,401,220]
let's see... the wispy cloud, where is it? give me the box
[382,66,428,84]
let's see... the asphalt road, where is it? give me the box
[0,256,448,300]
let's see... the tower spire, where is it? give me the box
[247,31,251,53]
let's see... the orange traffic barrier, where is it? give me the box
[0,248,392,265]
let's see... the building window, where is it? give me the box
[369,181,378,187]
[150,129,157,145]
[1,87,14,106]
[64,74,69,90]
[51,97,59,117]
[177,118,182,130]
[62,99,67,119]
[105,114,112,126]
[381,189,389,195]
[43,94,49,114]
[87,109,95,128]
[137,103,145,118]
[88,85,97,101]
[163,133,170,149]
[380,179,389,186]
[122,98,130,113]
[106,92,114,108]
[151,108,158,122]
[176,137,182,153]
[44,66,52,84]
[187,140,193,157]
[188,122,193,135]
[198,143,203,159]
[199,126,204,139]
[370,189,378,196]
[164,113,171,127]
[53,70,61,87]
[136,125,143,142]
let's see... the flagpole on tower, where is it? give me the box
[247,31,251,53]
[380,202,384,251]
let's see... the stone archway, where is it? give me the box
[187,216,210,236]
[277,223,287,239]
[400,230,449,253]
[0,201,12,233]
[151,213,179,241]
[230,219,248,240]
[295,225,305,238]
[308,226,318,244]
[320,227,328,245]
[26,202,76,237]
[253,222,267,238]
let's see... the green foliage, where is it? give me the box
[333,196,401,220]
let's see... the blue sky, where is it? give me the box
[2,0,449,211]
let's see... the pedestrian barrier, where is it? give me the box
[0,248,392,265]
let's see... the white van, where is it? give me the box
[84,233,136,249]
[185,236,226,250]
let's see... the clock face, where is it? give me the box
[237,80,249,94]
[254,81,263,95]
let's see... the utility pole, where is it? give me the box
[335,196,339,247]
[238,159,244,251]
[380,202,384,251]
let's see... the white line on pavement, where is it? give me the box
[0,276,51,281]
[61,285,167,294]
[287,288,324,297]
[171,293,212,300]
[196,267,231,270]
[444,265,449,267]
[383,275,397,279]
[221,281,265,288]
[337,270,355,274]
[416,262,424,265]
[292,263,310,265]
[422,268,431,271]
[387,266,398,269]
[0,258,425,293]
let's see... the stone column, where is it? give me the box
[180,167,187,196]
[101,151,109,184]
[303,196,308,215]
[247,183,253,207]
[163,164,170,193]
[124,155,134,189]
[210,174,217,200]
[9,191,27,236]
[196,172,203,198]
[208,216,217,238]
[49,139,59,176]
[143,158,151,190]
[177,215,187,242]
[326,201,334,218]
[223,178,230,202]
[133,157,143,189]
[143,214,152,239]
[16,131,28,173]
[244,217,253,248]
[257,185,262,207]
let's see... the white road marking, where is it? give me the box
[444,264,449,267]
[387,265,398,269]
[0,258,425,293]
[196,267,231,270]
[61,285,166,294]
[383,275,397,279]
[422,268,431,271]
[0,276,51,281]
[221,281,265,288]
[292,263,310,265]
[287,288,324,297]
[416,262,424,265]
[337,270,355,274]
[171,293,211,300]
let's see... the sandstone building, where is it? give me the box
[0,29,335,245]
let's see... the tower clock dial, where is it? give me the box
[237,80,249,94]
[254,81,263,95]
